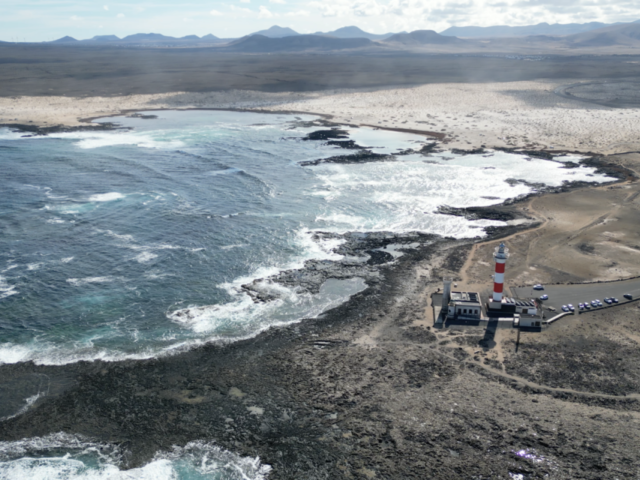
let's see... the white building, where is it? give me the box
[447,291,482,319]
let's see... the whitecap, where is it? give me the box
[47,131,187,151]
[220,244,247,250]
[0,276,18,300]
[88,192,125,202]
[66,276,117,287]
[134,251,158,263]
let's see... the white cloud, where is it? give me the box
[117,13,125,18]
[103,5,108,11]
[210,9,223,16]
[258,5,274,18]
[286,10,310,16]
[70,15,81,21]
[230,5,252,13]
[240,0,251,3]
[270,0,286,3]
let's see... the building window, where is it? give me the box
[464,309,467,314]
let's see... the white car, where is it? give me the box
[562,305,569,312]
[533,284,544,290]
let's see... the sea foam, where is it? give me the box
[0,434,270,480]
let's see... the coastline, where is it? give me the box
[2,90,640,477]
[2,164,640,477]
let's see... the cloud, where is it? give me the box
[270,0,286,3]
[117,13,125,18]
[240,0,250,3]
[103,5,109,11]
[210,9,223,16]
[70,15,81,21]
[230,5,252,13]
[258,5,274,18]
[286,10,310,16]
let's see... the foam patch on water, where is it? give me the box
[135,251,158,263]
[309,151,616,237]
[88,192,125,202]
[66,276,118,287]
[0,128,26,140]
[168,277,366,339]
[220,244,247,250]
[48,131,187,151]
[0,276,18,300]
[0,434,270,480]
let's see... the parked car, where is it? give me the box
[533,284,544,290]
[605,298,613,304]
[579,303,584,310]
[624,293,633,300]
[562,305,569,312]
[539,294,549,301]
[591,300,598,306]
[568,304,575,312]
[584,303,591,309]
[612,298,619,303]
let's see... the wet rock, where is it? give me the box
[303,129,349,141]
[2,122,125,136]
[436,205,520,222]
[127,113,158,120]
[299,151,393,166]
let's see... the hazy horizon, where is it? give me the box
[2,0,640,43]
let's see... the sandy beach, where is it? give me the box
[3,81,640,154]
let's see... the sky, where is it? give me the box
[1,0,639,42]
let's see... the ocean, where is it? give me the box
[0,110,614,478]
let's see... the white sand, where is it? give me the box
[2,81,640,154]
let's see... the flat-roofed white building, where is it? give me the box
[447,291,482,319]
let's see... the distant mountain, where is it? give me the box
[440,21,624,38]
[225,34,373,52]
[563,22,640,47]
[318,26,400,41]
[86,35,121,42]
[120,33,177,43]
[385,30,468,45]
[249,26,299,38]
[49,33,229,46]
[51,36,79,43]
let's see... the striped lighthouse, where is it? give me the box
[492,242,509,303]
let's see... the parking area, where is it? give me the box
[511,278,640,315]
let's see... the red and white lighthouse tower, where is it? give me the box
[492,242,509,303]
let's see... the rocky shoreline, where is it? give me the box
[0,125,638,478]
[0,122,125,137]
[2,205,638,478]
